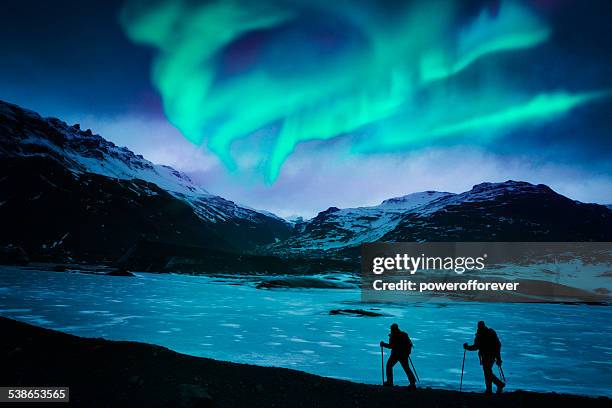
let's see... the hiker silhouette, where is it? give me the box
[463,320,505,394]
[380,323,417,389]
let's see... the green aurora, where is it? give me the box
[120,0,611,183]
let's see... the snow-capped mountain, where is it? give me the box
[383,180,612,242]
[378,191,454,210]
[2,99,610,264]
[268,191,453,252]
[0,100,290,260]
[272,181,612,255]
[0,100,287,224]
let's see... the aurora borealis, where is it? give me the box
[1,0,611,216]
[120,0,610,183]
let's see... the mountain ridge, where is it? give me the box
[271,181,612,256]
[0,100,285,223]
[1,99,610,264]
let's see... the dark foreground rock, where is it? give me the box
[0,245,28,265]
[256,276,356,289]
[329,309,387,317]
[106,268,136,277]
[0,317,608,407]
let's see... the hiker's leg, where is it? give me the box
[399,357,416,385]
[482,360,494,393]
[386,355,398,385]
[490,367,504,387]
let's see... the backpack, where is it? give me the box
[400,332,413,354]
[485,328,501,355]
[391,331,412,355]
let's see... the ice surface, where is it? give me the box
[0,267,610,397]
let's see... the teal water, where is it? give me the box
[0,267,610,397]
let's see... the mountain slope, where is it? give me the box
[384,181,612,242]
[272,181,612,256]
[268,191,453,253]
[0,100,290,261]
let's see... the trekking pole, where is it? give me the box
[409,356,420,382]
[498,365,506,382]
[380,346,385,385]
[459,349,466,392]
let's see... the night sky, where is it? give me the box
[1,0,611,217]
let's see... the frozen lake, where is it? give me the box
[0,266,610,397]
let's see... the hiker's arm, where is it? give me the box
[380,341,391,349]
[463,335,479,351]
[463,342,478,351]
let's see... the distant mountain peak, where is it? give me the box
[379,191,454,210]
[321,207,341,215]
[470,180,552,193]
[285,215,305,223]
